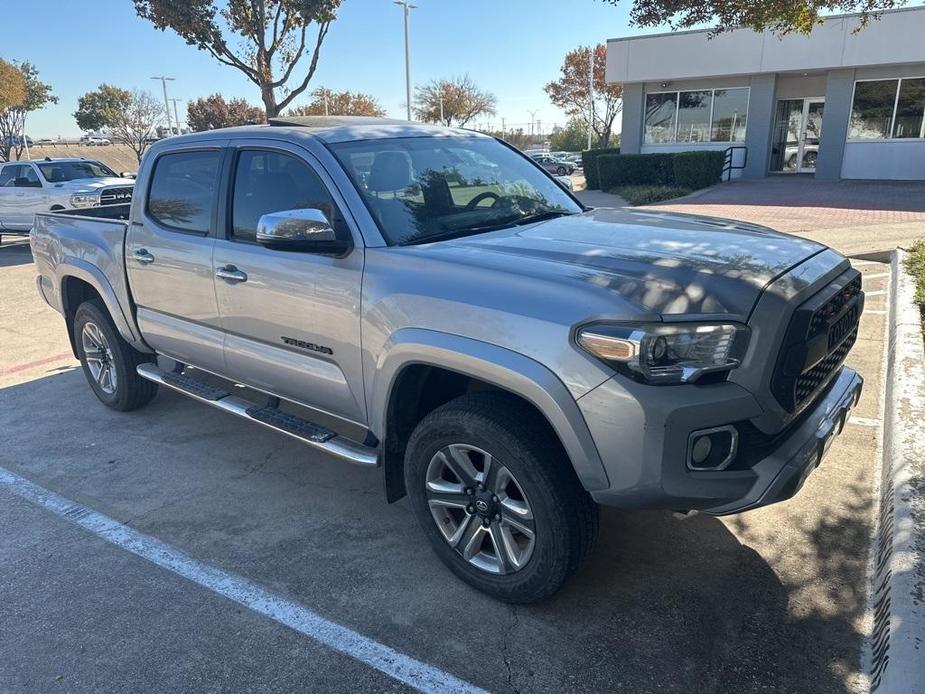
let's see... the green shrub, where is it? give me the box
[905,240,925,307]
[580,147,620,189]
[672,150,725,190]
[611,185,691,206]
[597,153,676,189]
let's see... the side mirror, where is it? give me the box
[256,208,352,256]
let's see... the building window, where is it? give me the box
[893,78,925,139]
[849,77,925,140]
[711,89,748,142]
[676,91,712,142]
[644,92,677,144]
[644,88,748,145]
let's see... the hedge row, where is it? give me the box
[580,147,620,189]
[595,150,725,191]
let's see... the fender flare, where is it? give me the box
[370,328,610,492]
[58,258,146,350]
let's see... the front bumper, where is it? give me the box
[580,367,863,514]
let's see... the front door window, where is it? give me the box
[770,98,824,173]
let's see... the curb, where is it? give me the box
[867,249,925,693]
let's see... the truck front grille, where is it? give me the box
[99,186,133,205]
[770,271,862,414]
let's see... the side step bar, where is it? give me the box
[137,363,378,467]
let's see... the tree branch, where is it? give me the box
[270,24,307,89]
[275,22,329,113]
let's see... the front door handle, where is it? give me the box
[216,265,248,283]
[132,249,155,265]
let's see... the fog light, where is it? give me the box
[691,436,713,465]
[687,425,738,471]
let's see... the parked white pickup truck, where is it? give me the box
[0,158,134,243]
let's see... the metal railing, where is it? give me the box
[722,145,748,181]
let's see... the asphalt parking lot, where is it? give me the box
[0,235,889,693]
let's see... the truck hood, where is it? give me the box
[434,207,827,318]
[52,177,136,192]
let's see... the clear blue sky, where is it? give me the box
[3,0,651,137]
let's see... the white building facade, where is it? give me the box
[606,7,925,180]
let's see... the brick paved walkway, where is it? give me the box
[648,178,925,232]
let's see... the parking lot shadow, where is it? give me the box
[0,370,869,694]
[0,238,33,268]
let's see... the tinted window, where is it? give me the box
[710,88,749,142]
[0,165,22,187]
[147,150,221,233]
[231,150,335,243]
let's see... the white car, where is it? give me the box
[0,158,134,242]
[85,136,112,146]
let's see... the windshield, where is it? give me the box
[329,136,582,246]
[37,160,118,183]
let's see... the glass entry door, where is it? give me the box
[770,98,824,173]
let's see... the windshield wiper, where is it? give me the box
[397,210,575,247]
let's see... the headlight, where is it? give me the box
[577,322,750,384]
[69,192,100,208]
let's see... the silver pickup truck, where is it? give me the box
[31,116,864,603]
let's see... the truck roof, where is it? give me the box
[157,117,488,147]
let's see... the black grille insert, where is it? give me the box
[770,271,862,414]
[100,186,133,205]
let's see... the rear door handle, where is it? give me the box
[132,249,155,265]
[215,265,247,283]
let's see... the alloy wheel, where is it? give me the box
[81,321,117,395]
[424,444,536,574]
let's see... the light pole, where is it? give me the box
[169,98,183,135]
[394,1,416,121]
[587,48,595,150]
[151,76,176,134]
[527,109,538,136]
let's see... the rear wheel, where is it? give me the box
[404,393,598,603]
[556,166,567,175]
[73,300,158,411]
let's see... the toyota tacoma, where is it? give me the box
[30,116,864,602]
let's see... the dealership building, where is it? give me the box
[606,7,925,180]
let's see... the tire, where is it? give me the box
[72,299,158,411]
[556,166,567,175]
[404,392,599,603]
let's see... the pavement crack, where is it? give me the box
[501,606,521,694]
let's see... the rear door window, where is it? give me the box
[147,150,221,234]
[0,165,21,187]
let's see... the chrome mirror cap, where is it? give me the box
[256,208,336,244]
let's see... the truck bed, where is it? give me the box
[31,206,140,347]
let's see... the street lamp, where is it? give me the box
[151,76,176,134]
[169,98,183,135]
[394,0,416,121]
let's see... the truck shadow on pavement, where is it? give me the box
[0,239,34,269]
[0,369,871,694]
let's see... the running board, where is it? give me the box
[136,363,378,467]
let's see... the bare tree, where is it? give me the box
[133,0,341,118]
[413,75,496,127]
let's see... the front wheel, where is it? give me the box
[73,300,158,411]
[556,166,567,175]
[404,393,599,603]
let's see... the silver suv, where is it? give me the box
[31,117,863,602]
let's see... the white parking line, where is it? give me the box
[862,273,891,280]
[865,290,887,297]
[0,466,487,694]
